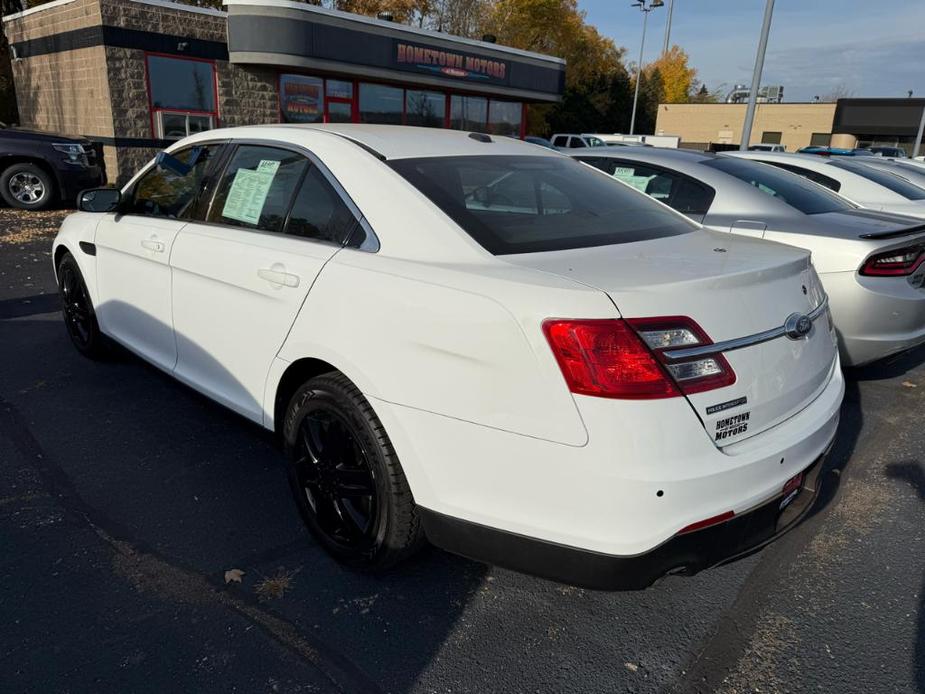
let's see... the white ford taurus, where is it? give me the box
[54,125,844,589]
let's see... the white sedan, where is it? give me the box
[726,150,925,218]
[54,125,843,589]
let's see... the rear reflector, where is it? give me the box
[860,244,925,276]
[542,317,736,399]
[677,510,735,535]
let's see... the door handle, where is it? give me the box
[258,268,300,288]
[141,239,165,252]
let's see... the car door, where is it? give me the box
[93,144,223,371]
[169,143,360,422]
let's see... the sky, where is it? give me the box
[575,0,925,103]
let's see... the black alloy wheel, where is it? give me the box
[57,253,106,358]
[294,408,379,551]
[284,373,424,569]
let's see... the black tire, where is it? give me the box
[0,163,55,210]
[283,372,425,570]
[57,252,108,359]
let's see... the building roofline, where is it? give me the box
[223,0,566,65]
[2,0,227,23]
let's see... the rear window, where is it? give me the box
[389,155,696,255]
[764,161,842,193]
[704,157,852,214]
[831,161,925,200]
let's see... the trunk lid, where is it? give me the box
[505,229,838,446]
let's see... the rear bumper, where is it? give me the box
[823,271,925,366]
[421,452,827,590]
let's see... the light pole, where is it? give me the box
[739,0,774,150]
[629,0,662,135]
[661,0,675,55]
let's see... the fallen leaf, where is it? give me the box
[625,662,639,673]
[224,568,245,584]
[902,381,917,388]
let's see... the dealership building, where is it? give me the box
[2,0,565,182]
[655,98,925,154]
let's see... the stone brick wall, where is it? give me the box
[4,0,102,43]
[99,0,226,43]
[217,63,279,128]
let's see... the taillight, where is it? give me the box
[542,317,735,400]
[628,316,736,395]
[860,245,925,276]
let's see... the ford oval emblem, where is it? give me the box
[784,312,813,340]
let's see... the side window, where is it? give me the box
[671,178,715,217]
[285,165,357,244]
[208,145,307,232]
[768,162,842,192]
[569,137,587,149]
[129,145,218,219]
[551,135,567,147]
[576,157,610,174]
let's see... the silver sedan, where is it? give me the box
[572,147,925,366]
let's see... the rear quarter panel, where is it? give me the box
[277,248,620,448]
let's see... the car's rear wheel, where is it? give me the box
[1,163,55,210]
[57,252,107,359]
[283,372,424,569]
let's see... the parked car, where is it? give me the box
[869,146,907,158]
[727,151,925,218]
[850,157,925,190]
[573,147,925,366]
[0,124,105,210]
[748,143,786,152]
[55,125,843,590]
[524,135,556,150]
[550,133,608,149]
[797,146,875,157]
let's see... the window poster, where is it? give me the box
[280,75,323,123]
[222,160,280,225]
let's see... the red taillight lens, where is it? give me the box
[542,319,680,399]
[860,245,925,276]
[542,317,736,399]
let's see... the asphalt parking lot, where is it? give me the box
[1,208,923,694]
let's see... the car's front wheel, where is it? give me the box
[1,163,55,210]
[57,252,108,359]
[283,372,425,570]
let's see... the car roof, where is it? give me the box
[571,146,715,165]
[181,124,557,161]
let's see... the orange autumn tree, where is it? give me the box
[645,45,696,104]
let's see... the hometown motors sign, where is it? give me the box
[394,41,509,84]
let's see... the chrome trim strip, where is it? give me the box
[662,295,829,362]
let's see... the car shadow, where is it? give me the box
[846,342,925,382]
[1,305,488,693]
[884,461,925,693]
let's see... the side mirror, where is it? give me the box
[78,187,121,213]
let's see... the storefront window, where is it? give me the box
[146,55,217,140]
[450,95,488,133]
[147,55,216,112]
[280,74,324,124]
[488,100,522,137]
[326,80,353,100]
[405,90,446,128]
[359,83,403,125]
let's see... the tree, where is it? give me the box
[819,82,854,103]
[645,45,695,103]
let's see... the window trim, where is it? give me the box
[576,156,717,218]
[277,71,527,138]
[144,52,220,140]
[174,138,380,252]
